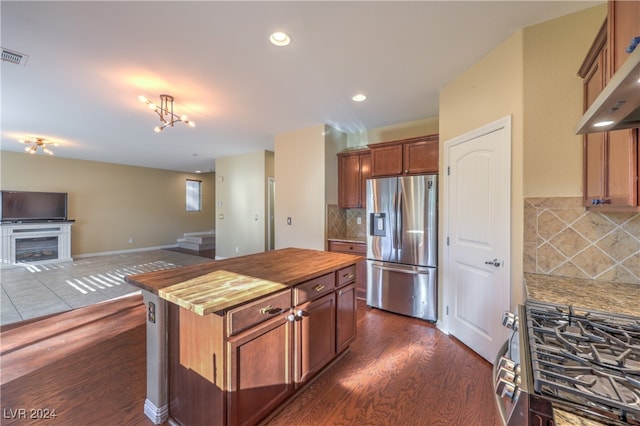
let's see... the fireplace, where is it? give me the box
[1,222,73,267]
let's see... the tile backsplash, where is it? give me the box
[524,197,639,284]
[327,205,366,239]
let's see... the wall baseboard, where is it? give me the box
[74,244,177,259]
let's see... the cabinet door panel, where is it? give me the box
[584,133,606,205]
[228,314,293,426]
[336,283,356,353]
[371,144,403,177]
[338,153,361,208]
[295,293,336,383]
[607,129,638,207]
[360,153,372,208]
[404,140,438,174]
[608,0,640,75]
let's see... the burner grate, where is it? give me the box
[526,302,640,422]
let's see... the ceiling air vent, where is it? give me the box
[1,48,29,66]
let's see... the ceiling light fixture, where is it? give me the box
[18,137,58,155]
[270,31,291,47]
[352,94,367,102]
[138,94,195,133]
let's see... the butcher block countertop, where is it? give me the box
[524,272,640,318]
[125,247,362,315]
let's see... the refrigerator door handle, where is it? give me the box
[392,192,399,249]
[371,263,426,275]
[397,190,403,246]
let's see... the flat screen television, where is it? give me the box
[1,190,68,222]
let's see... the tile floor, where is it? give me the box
[0,249,213,326]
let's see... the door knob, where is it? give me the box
[485,259,501,267]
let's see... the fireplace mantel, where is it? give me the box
[1,221,74,268]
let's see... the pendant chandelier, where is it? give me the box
[138,94,195,133]
[19,137,58,155]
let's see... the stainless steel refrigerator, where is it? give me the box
[366,175,437,321]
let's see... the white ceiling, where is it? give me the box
[1,1,600,173]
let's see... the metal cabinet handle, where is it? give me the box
[343,273,355,280]
[313,284,325,292]
[259,305,283,315]
[591,198,611,205]
[484,259,501,267]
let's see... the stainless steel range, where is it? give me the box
[494,301,640,425]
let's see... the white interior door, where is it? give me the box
[443,116,511,363]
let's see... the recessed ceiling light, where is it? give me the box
[352,94,367,102]
[270,32,291,47]
[593,120,614,127]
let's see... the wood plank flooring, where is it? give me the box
[1,297,500,426]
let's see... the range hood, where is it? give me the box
[575,45,640,135]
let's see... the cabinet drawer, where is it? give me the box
[228,290,292,336]
[294,273,334,306]
[328,241,366,255]
[336,265,357,288]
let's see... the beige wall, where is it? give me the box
[0,151,215,256]
[215,150,274,258]
[347,116,439,148]
[440,30,525,309]
[523,5,607,197]
[439,5,608,310]
[274,124,347,250]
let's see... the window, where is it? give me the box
[186,179,202,212]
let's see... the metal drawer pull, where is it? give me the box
[343,273,355,280]
[259,305,283,315]
[313,284,325,292]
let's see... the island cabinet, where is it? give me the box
[337,148,371,209]
[578,5,640,211]
[368,134,439,177]
[328,240,367,300]
[125,248,362,426]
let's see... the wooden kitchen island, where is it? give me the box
[125,248,362,426]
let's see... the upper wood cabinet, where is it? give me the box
[578,5,639,211]
[337,148,371,209]
[607,0,640,77]
[368,134,439,177]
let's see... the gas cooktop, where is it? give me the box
[525,301,640,425]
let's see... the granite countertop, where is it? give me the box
[524,272,640,318]
[553,407,609,426]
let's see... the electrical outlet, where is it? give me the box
[357,217,362,225]
[235,247,240,253]
[148,302,156,323]
[128,238,134,244]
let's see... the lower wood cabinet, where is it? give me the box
[227,313,293,426]
[336,282,357,353]
[328,241,366,299]
[294,292,336,384]
[167,264,358,426]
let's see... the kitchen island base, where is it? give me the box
[125,248,362,426]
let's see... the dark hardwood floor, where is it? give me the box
[1,296,500,425]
